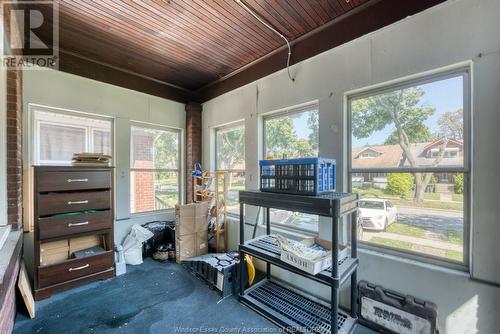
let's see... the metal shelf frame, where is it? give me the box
[238,190,359,334]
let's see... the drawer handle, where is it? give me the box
[68,264,90,272]
[67,200,89,205]
[68,221,89,227]
[67,178,89,183]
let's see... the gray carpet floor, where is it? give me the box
[14,258,377,334]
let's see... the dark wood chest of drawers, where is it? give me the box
[33,166,115,300]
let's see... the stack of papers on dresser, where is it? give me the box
[72,153,112,166]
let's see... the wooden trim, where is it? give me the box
[58,51,198,104]
[196,0,446,102]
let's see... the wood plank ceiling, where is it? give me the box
[35,0,445,103]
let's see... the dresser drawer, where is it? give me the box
[37,251,113,288]
[38,170,112,192]
[39,190,111,216]
[38,210,112,239]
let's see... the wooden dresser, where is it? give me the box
[33,166,115,300]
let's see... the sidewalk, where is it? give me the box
[363,231,463,252]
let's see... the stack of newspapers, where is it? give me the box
[72,153,112,166]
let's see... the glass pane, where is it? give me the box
[270,210,318,233]
[264,108,319,159]
[93,129,112,155]
[131,126,179,170]
[353,172,464,262]
[351,75,464,169]
[226,171,245,215]
[39,124,86,162]
[130,171,178,213]
[216,124,245,170]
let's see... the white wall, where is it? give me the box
[22,69,186,243]
[202,0,500,332]
[0,66,6,226]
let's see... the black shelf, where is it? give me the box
[238,190,359,334]
[239,190,358,217]
[241,279,357,334]
[241,235,358,288]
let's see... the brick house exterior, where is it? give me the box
[131,129,155,213]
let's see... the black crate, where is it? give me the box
[358,281,438,334]
[183,253,241,297]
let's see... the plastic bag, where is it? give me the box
[122,224,154,265]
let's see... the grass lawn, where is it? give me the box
[445,230,464,244]
[386,223,426,238]
[369,237,413,250]
[424,192,440,200]
[445,250,463,261]
[452,193,464,202]
[354,187,463,211]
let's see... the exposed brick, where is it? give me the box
[6,68,23,228]
[185,102,202,204]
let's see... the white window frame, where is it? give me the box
[130,122,181,215]
[33,108,113,165]
[347,66,471,270]
[262,101,320,234]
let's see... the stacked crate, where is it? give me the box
[260,157,336,195]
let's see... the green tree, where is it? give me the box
[216,126,245,170]
[352,87,448,201]
[453,174,464,194]
[438,109,463,140]
[265,113,318,158]
[387,173,414,196]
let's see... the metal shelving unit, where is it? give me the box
[238,190,359,334]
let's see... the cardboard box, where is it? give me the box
[40,240,68,253]
[175,230,208,263]
[176,202,210,236]
[176,202,210,218]
[40,240,69,266]
[69,235,101,255]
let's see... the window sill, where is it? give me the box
[358,244,470,276]
[120,209,175,221]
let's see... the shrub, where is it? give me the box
[387,173,414,196]
[453,174,464,194]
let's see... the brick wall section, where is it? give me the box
[6,68,22,228]
[132,129,155,213]
[185,102,202,204]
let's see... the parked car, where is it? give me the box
[359,198,397,231]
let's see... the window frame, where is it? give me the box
[262,102,320,233]
[347,67,471,271]
[214,121,246,217]
[33,107,113,165]
[129,122,182,215]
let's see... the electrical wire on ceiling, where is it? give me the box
[235,0,295,82]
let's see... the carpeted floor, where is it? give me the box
[14,258,377,334]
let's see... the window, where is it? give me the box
[130,125,180,214]
[263,104,319,232]
[215,123,245,215]
[34,109,112,165]
[349,69,470,267]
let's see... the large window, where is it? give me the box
[215,123,245,215]
[130,125,180,214]
[34,109,112,165]
[349,69,470,267]
[263,104,319,232]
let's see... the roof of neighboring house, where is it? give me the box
[352,144,403,169]
[352,139,464,169]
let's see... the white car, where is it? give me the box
[359,198,397,231]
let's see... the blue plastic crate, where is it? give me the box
[259,157,336,195]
